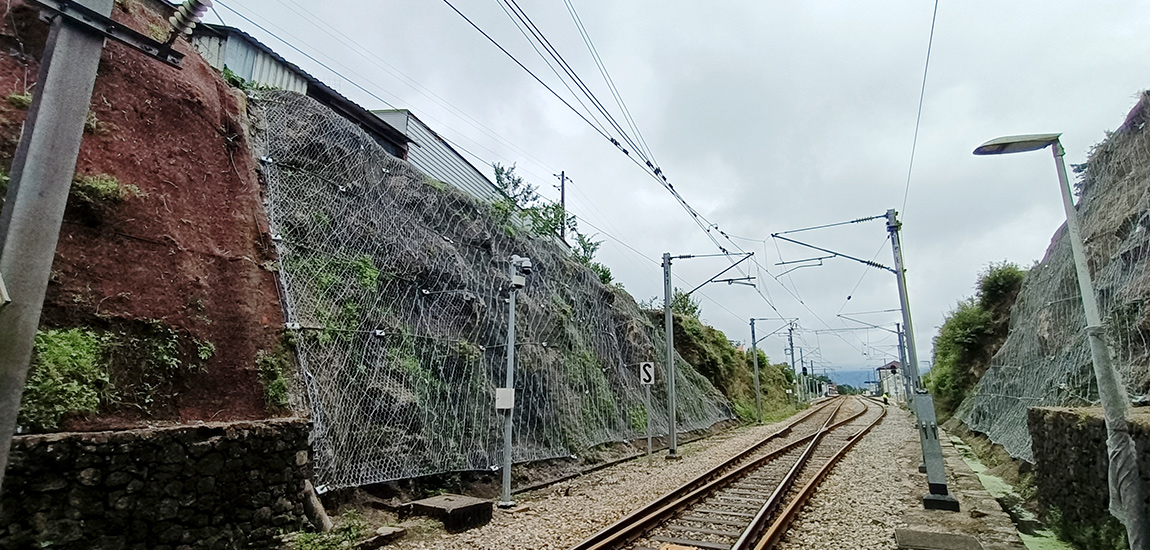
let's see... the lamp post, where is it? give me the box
[498,254,532,508]
[975,134,1147,548]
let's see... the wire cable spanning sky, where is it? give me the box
[210,0,1150,370]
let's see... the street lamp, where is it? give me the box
[498,254,532,508]
[974,134,1147,547]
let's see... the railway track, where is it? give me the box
[569,396,886,550]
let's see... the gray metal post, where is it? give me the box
[663,252,679,458]
[896,323,913,406]
[886,209,922,393]
[499,263,517,507]
[787,324,799,404]
[799,348,806,403]
[644,384,651,455]
[887,208,958,510]
[750,319,762,422]
[0,0,114,493]
[1051,143,1147,547]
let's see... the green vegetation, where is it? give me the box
[6,91,32,109]
[19,321,209,430]
[257,348,291,409]
[492,163,617,285]
[195,340,216,361]
[72,173,142,203]
[649,303,793,423]
[18,329,112,431]
[926,262,1027,417]
[289,509,370,550]
[220,66,280,92]
[573,233,613,286]
[424,176,448,192]
[1047,507,1127,550]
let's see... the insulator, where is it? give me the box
[169,0,211,37]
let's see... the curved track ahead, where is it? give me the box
[569,396,886,550]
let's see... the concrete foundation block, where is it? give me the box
[401,494,492,533]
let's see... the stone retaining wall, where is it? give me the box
[1027,407,1150,530]
[0,418,312,549]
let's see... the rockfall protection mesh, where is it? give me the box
[253,91,734,488]
[960,97,1150,462]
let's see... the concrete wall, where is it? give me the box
[1027,406,1150,528]
[0,418,312,549]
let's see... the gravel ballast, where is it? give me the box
[390,417,802,550]
[388,402,1025,549]
[776,404,914,549]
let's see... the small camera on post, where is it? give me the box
[510,255,532,289]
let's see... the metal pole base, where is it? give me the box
[497,500,516,509]
[923,493,960,512]
[665,453,683,461]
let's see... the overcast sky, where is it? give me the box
[213,0,1150,373]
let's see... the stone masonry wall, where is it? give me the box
[0,418,312,549]
[1027,406,1150,527]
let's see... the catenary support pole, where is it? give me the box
[750,319,762,422]
[663,253,679,458]
[887,208,958,511]
[896,323,913,406]
[799,348,806,403]
[0,0,114,493]
[1051,143,1147,548]
[499,262,517,507]
[787,324,798,403]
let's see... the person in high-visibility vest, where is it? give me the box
[882,393,889,405]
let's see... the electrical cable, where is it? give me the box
[900,0,940,214]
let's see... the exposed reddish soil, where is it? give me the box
[0,0,283,428]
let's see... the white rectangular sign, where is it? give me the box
[495,388,515,410]
[639,362,655,385]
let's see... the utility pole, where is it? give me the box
[896,323,913,405]
[887,208,958,511]
[749,319,762,422]
[499,255,532,507]
[799,348,806,403]
[787,323,798,403]
[553,171,569,244]
[662,253,678,459]
[661,251,753,458]
[886,209,921,393]
[0,0,199,493]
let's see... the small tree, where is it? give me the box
[671,288,701,319]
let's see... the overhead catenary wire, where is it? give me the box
[224,0,864,354]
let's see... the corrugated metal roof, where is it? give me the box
[190,24,409,158]
[373,109,506,205]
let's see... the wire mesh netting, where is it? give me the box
[959,96,1150,461]
[253,90,734,488]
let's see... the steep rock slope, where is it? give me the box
[254,91,734,488]
[1,0,281,430]
[960,93,1150,460]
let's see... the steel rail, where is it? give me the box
[570,397,865,550]
[753,400,887,550]
[567,400,838,550]
[729,398,848,550]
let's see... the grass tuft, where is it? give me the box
[18,329,113,431]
